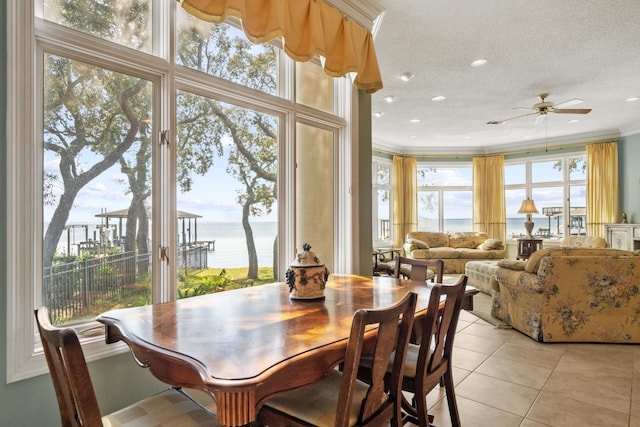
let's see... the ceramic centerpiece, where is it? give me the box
[286,243,329,300]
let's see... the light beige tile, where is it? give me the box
[542,370,631,415]
[459,310,480,323]
[428,395,523,427]
[455,372,539,416]
[555,344,634,379]
[454,331,504,354]
[475,355,553,389]
[631,371,640,419]
[451,346,490,371]
[493,341,564,369]
[519,419,551,427]
[527,390,629,427]
[462,321,516,342]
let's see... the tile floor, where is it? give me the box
[418,292,640,427]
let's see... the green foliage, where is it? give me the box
[177,273,231,299]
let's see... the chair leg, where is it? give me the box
[442,369,461,427]
[412,392,433,427]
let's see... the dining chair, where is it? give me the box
[358,274,467,427]
[34,307,222,427]
[394,256,444,284]
[256,291,418,427]
[394,256,444,345]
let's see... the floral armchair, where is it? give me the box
[492,247,640,342]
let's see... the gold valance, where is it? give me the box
[181,0,383,93]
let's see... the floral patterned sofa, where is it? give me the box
[403,231,505,274]
[492,247,640,342]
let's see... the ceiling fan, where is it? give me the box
[487,93,592,125]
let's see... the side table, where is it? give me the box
[517,238,543,260]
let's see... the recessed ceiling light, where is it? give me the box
[399,72,414,82]
[626,97,639,102]
[463,135,471,139]
[568,119,579,123]
[383,95,398,103]
[409,118,420,123]
[409,135,417,139]
[373,111,384,118]
[470,59,488,67]
[431,95,446,102]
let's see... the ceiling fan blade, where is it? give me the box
[555,98,584,108]
[553,108,592,114]
[486,111,537,125]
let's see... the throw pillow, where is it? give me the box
[478,239,504,250]
[407,238,429,249]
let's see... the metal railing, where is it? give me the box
[44,251,150,323]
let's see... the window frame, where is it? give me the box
[372,156,393,246]
[415,161,473,232]
[7,0,354,382]
[504,152,587,240]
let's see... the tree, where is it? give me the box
[43,54,151,270]
[175,18,278,279]
[44,5,280,282]
[43,0,153,274]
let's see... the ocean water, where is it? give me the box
[195,221,277,268]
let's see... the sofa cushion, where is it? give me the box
[406,238,429,249]
[477,238,504,250]
[449,232,488,249]
[406,232,449,248]
[457,248,504,259]
[425,247,460,259]
[560,235,608,248]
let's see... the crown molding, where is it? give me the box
[323,0,385,31]
[373,128,625,157]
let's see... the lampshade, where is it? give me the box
[517,198,539,215]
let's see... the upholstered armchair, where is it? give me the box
[492,247,640,342]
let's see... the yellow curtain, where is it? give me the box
[472,155,506,241]
[392,156,417,249]
[586,141,618,238]
[181,0,383,93]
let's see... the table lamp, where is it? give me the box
[518,198,539,238]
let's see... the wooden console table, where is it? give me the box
[517,238,543,260]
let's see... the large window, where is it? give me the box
[417,164,473,232]
[505,154,587,239]
[8,1,353,382]
[372,157,392,245]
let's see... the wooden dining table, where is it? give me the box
[97,274,442,426]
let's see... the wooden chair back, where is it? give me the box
[35,307,103,427]
[258,291,417,427]
[338,291,417,426]
[394,256,444,284]
[407,274,467,427]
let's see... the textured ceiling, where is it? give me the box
[371,0,640,155]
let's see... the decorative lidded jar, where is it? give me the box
[286,243,330,300]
